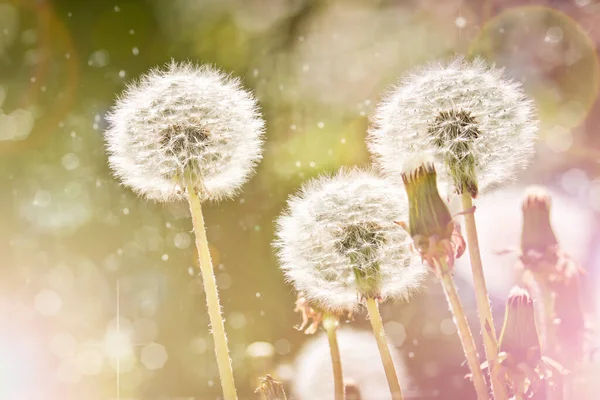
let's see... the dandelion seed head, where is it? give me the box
[368,57,538,196]
[293,328,410,400]
[105,61,265,202]
[274,169,426,313]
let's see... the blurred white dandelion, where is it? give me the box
[274,169,426,313]
[293,328,410,400]
[368,57,538,197]
[105,61,265,202]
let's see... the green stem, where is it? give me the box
[460,193,507,400]
[324,314,345,400]
[187,185,238,400]
[437,257,490,400]
[365,297,404,400]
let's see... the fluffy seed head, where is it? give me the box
[368,57,538,196]
[105,61,265,202]
[274,169,426,313]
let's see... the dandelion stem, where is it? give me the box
[187,185,237,400]
[324,313,345,400]
[540,287,563,400]
[365,297,404,400]
[460,192,507,400]
[437,257,490,400]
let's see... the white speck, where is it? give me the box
[208,380,214,387]
[161,254,169,261]
[187,266,195,276]
[190,337,207,354]
[114,5,120,12]
[141,343,168,370]
[545,125,573,153]
[174,232,191,249]
[165,222,171,228]
[440,318,457,335]
[129,29,135,35]
[30,77,36,83]
[252,69,259,77]
[545,27,563,43]
[302,64,309,72]
[290,124,296,130]
[561,168,588,197]
[88,49,110,68]
[122,208,130,215]
[340,138,346,144]
[132,47,139,56]
[65,52,70,59]
[295,161,301,168]
[455,16,467,28]
[68,12,72,17]
[309,161,315,168]
[256,292,261,298]
[317,121,324,129]
[228,312,247,329]
[62,153,80,170]
[35,289,62,316]
[119,70,126,78]
[33,190,51,207]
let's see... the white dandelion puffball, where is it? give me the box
[105,62,265,202]
[274,169,426,313]
[293,328,409,400]
[452,185,593,298]
[368,57,538,196]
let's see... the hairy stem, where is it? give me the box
[461,192,507,400]
[365,297,404,400]
[437,257,490,400]
[324,314,345,400]
[187,185,237,400]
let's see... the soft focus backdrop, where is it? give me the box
[1,0,600,399]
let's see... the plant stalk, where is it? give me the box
[324,314,345,400]
[461,192,507,399]
[437,257,490,400]
[365,297,404,400]
[187,185,238,400]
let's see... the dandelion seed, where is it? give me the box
[274,169,426,313]
[368,57,538,197]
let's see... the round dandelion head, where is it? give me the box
[274,169,426,313]
[368,57,538,197]
[105,61,265,202]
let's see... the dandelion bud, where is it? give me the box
[401,157,463,267]
[344,380,363,400]
[368,57,538,197]
[521,186,558,256]
[497,287,567,397]
[105,62,265,202]
[499,287,542,364]
[274,169,426,313]
[255,375,287,400]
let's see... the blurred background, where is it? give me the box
[1,0,600,399]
